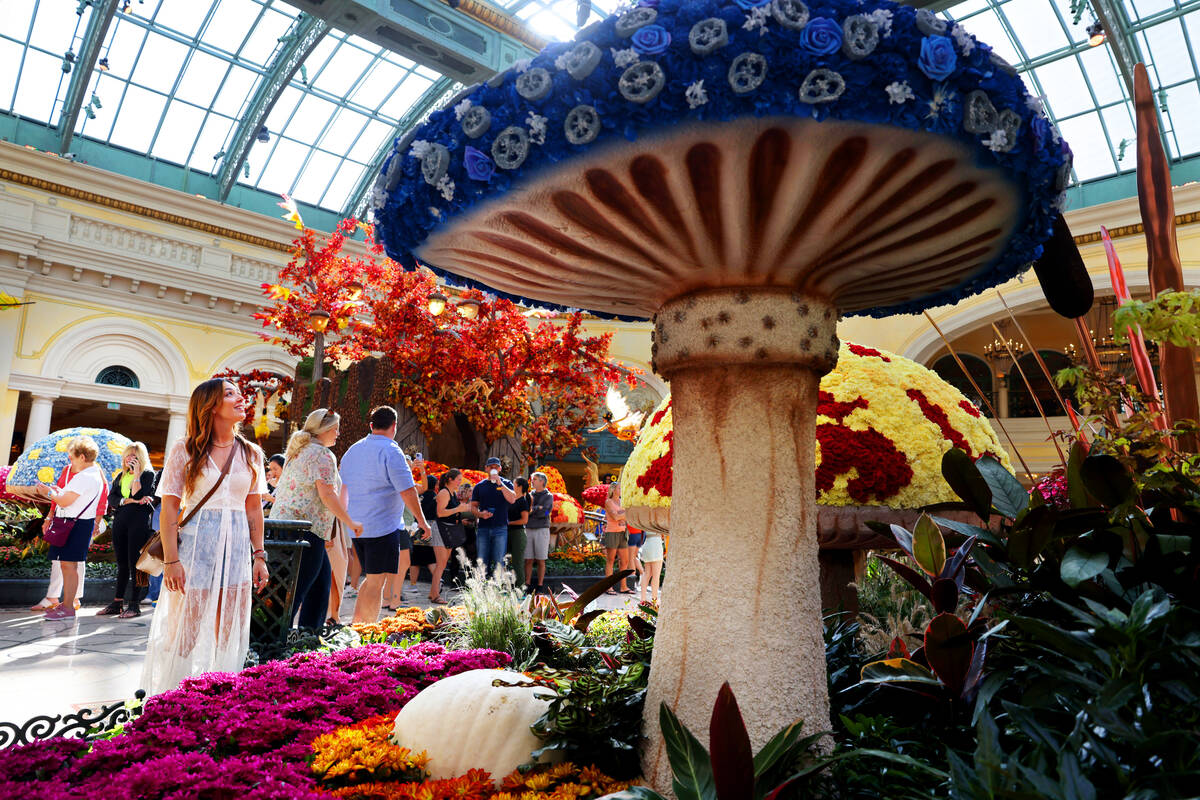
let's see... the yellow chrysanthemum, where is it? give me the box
[37,466,55,483]
[622,342,1013,511]
[54,438,70,452]
[533,465,568,494]
[27,448,40,459]
[107,439,125,455]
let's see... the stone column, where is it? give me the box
[165,411,187,454]
[26,395,56,447]
[997,372,1010,418]
[641,288,837,789]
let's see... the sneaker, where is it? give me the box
[44,605,76,620]
[96,600,123,616]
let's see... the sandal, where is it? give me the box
[30,597,57,611]
[96,600,123,616]
[604,589,617,596]
[430,597,449,605]
[118,606,141,618]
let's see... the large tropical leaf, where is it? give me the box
[941,447,992,522]
[659,702,716,800]
[911,514,947,577]
[976,456,1028,519]
[709,683,755,800]
[1079,455,1135,509]
[564,569,634,623]
[1060,547,1109,588]
[858,658,942,687]
[876,555,933,599]
[924,613,974,696]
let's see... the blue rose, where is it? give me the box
[733,0,770,9]
[918,36,957,81]
[464,146,494,182]
[631,24,671,55]
[799,18,843,56]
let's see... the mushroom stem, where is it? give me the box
[643,288,837,791]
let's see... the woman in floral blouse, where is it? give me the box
[269,409,362,628]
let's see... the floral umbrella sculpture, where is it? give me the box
[622,341,1013,532]
[373,0,1072,785]
[6,427,133,501]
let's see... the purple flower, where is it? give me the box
[918,35,958,81]
[799,17,843,56]
[464,146,494,181]
[636,0,660,7]
[733,0,769,9]
[630,24,671,55]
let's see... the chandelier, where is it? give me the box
[1066,296,1158,370]
[983,320,1025,366]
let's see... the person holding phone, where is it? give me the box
[97,442,156,618]
[469,457,517,577]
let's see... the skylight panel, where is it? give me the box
[28,0,79,53]
[285,93,337,145]
[202,0,259,56]
[312,41,375,97]
[1165,81,1200,154]
[1001,0,1070,58]
[11,48,62,124]
[239,7,294,66]
[174,50,230,108]
[208,64,259,117]
[347,118,392,163]
[0,39,25,113]
[1140,19,1194,85]
[150,100,207,164]
[131,32,189,94]
[351,61,408,112]
[1055,112,1115,180]
[1035,58,1094,117]
[379,74,433,120]
[255,135,308,193]
[186,111,235,171]
[109,84,167,151]
[1077,46,1126,105]
[321,162,364,211]
[318,108,370,154]
[291,149,341,205]
[153,1,211,39]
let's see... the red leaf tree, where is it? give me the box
[255,221,635,458]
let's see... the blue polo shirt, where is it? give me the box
[339,434,415,538]
[472,477,514,530]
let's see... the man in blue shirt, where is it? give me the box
[340,406,431,623]
[470,456,517,577]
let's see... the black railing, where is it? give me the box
[0,690,145,748]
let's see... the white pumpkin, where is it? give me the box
[390,668,561,785]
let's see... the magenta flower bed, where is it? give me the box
[0,643,510,799]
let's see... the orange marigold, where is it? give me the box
[311,714,429,787]
[352,606,436,642]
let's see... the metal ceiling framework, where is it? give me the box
[3,0,1200,227]
[56,0,120,154]
[215,12,330,201]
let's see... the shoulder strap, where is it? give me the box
[178,444,237,529]
[67,472,104,521]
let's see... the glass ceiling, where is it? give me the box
[1,0,1199,220]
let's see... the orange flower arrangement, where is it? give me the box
[532,465,567,494]
[323,769,493,800]
[310,715,430,787]
[550,492,584,525]
[460,469,489,486]
[352,607,436,642]
[547,542,604,564]
[320,762,626,800]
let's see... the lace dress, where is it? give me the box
[141,440,267,695]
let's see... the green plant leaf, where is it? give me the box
[858,658,942,686]
[709,683,754,800]
[750,721,805,782]
[659,702,716,800]
[941,448,992,523]
[930,516,1004,548]
[911,514,947,577]
[1066,440,1092,509]
[1060,547,1109,587]
[1079,455,1136,509]
[976,457,1028,518]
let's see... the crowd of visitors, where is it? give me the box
[14,376,664,696]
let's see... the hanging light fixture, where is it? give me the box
[256,125,270,143]
[308,309,331,333]
[426,291,448,317]
[97,57,110,72]
[456,298,481,320]
[1087,20,1106,47]
[983,319,1025,370]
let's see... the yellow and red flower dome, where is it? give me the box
[621,342,1012,511]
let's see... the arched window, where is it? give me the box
[1007,351,1071,418]
[930,354,993,414]
[95,365,140,389]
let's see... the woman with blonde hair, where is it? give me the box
[270,409,362,628]
[97,442,157,618]
[602,481,630,595]
[140,379,270,694]
[33,436,106,619]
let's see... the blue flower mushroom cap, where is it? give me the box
[8,427,134,489]
[372,0,1072,321]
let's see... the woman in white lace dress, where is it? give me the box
[141,379,270,695]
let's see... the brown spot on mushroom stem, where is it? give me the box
[762,316,775,329]
[717,311,731,323]
[739,336,753,347]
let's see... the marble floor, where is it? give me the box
[0,577,644,729]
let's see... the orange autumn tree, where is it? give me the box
[255,220,632,457]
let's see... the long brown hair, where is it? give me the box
[183,379,257,497]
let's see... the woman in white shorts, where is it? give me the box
[639,532,664,604]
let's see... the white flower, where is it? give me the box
[409,140,433,159]
[885,81,914,105]
[982,129,1009,152]
[526,112,548,145]
[1025,93,1048,115]
[743,6,770,34]
[927,84,955,119]
[453,98,473,121]
[951,25,975,55]
[554,53,570,71]
[436,175,455,201]
[610,47,639,68]
[866,8,893,37]
[513,58,531,73]
[685,80,709,109]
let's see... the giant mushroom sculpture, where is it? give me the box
[621,341,1014,607]
[373,0,1071,786]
